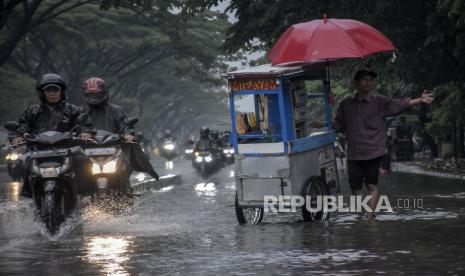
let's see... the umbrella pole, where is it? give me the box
[324,59,334,130]
[325,59,331,93]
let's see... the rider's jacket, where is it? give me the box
[82,101,134,135]
[9,101,94,140]
[195,138,212,151]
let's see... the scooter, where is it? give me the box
[222,145,235,165]
[184,143,195,160]
[84,130,132,195]
[84,128,138,213]
[4,117,89,235]
[5,146,26,181]
[160,138,178,161]
[413,133,432,157]
[192,149,222,179]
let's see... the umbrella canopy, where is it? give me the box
[269,18,396,66]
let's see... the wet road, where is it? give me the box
[0,158,464,275]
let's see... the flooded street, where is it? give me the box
[0,158,464,275]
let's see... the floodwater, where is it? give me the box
[0,158,464,275]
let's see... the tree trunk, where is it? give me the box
[0,0,42,66]
[458,124,465,158]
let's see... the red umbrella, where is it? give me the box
[269,17,396,66]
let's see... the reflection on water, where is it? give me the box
[135,172,147,182]
[0,162,464,275]
[4,181,22,202]
[165,161,174,170]
[159,185,174,192]
[195,182,216,196]
[434,192,465,199]
[85,236,134,276]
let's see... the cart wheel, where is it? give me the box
[235,193,264,225]
[301,176,330,222]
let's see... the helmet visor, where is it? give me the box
[83,90,107,105]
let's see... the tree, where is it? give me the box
[2,3,232,136]
[0,0,187,67]
[187,0,465,157]
[0,0,95,66]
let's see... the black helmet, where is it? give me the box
[36,73,67,102]
[211,131,219,139]
[200,127,210,138]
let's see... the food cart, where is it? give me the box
[227,63,340,224]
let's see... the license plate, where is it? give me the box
[85,147,116,156]
[31,149,68,158]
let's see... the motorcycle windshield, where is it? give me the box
[34,131,70,145]
[94,130,119,144]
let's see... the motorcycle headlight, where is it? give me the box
[228,149,235,154]
[10,153,19,160]
[164,144,175,150]
[223,149,229,154]
[205,155,213,162]
[5,154,10,160]
[102,160,117,174]
[195,156,203,163]
[92,163,101,175]
[185,149,194,154]
[40,167,60,178]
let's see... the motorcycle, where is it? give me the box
[84,130,132,195]
[192,149,221,178]
[5,146,26,181]
[160,138,178,161]
[4,117,89,235]
[222,145,235,165]
[412,133,432,157]
[83,128,138,213]
[219,131,234,165]
[138,138,151,159]
[184,143,195,160]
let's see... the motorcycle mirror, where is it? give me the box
[3,121,20,132]
[127,118,138,126]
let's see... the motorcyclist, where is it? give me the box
[136,131,147,143]
[195,127,213,152]
[210,131,224,160]
[396,116,412,139]
[8,73,94,197]
[136,131,151,157]
[163,130,175,142]
[81,77,159,185]
[395,116,413,160]
[185,135,195,147]
[220,131,231,146]
[81,77,134,142]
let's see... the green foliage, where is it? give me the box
[187,0,465,137]
[0,68,35,123]
[2,1,232,136]
[427,82,465,137]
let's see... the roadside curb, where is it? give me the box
[391,162,465,180]
[131,174,182,194]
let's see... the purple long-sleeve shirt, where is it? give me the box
[334,92,411,160]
